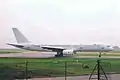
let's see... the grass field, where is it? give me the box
[76,52,120,56]
[0,49,120,79]
[0,57,120,79]
[0,49,26,53]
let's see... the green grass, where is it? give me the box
[0,57,120,79]
[76,52,120,56]
[0,50,120,79]
[0,49,26,53]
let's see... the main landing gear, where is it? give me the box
[55,52,63,57]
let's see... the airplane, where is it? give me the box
[7,28,113,57]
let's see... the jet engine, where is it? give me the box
[62,49,76,56]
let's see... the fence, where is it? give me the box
[0,59,120,80]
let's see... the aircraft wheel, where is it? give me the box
[55,53,63,57]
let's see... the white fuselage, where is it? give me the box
[14,44,113,52]
[8,28,114,57]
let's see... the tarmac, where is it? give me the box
[26,74,120,80]
[0,52,120,58]
[0,52,56,58]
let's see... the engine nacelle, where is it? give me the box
[62,49,75,56]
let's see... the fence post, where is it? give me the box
[25,61,28,80]
[97,59,100,80]
[65,61,67,80]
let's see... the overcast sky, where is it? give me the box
[0,0,120,48]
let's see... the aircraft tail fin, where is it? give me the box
[12,28,30,43]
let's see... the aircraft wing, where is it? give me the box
[41,46,65,52]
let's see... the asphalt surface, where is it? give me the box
[0,52,56,58]
[30,74,120,80]
[0,52,120,58]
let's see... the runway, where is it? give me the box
[0,52,56,58]
[32,74,120,80]
[0,52,120,58]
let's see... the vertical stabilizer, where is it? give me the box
[12,28,30,43]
